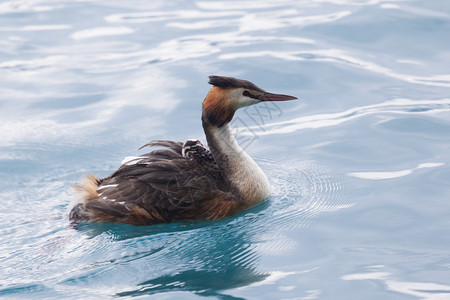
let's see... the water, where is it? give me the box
[1,0,449,299]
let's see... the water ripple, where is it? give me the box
[255,155,351,231]
[220,49,450,87]
[71,27,135,40]
[0,1,60,15]
[168,10,351,31]
[196,1,295,10]
[0,25,71,31]
[342,266,450,299]
[349,162,445,180]
[105,10,243,23]
[313,0,402,5]
[246,98,450,135]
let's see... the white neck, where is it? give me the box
[205,123,271,206]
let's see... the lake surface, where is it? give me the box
[1,0,450,299]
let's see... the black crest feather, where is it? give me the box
[208,75,265,93]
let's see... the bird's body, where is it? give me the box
[69,76,296,226]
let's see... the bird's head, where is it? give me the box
[202,75,297,127]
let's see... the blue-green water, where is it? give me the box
[1,0,450,299]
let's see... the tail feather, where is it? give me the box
[69,174,101,226]
[72,174,100,202]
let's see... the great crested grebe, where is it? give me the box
[69,76,297,226]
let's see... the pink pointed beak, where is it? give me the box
[257,92,298,101]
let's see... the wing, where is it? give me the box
[76,140,241,225]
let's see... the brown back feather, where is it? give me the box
[70,140,242,226]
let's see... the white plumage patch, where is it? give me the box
[121,156,145,165]
[97,184,118,191]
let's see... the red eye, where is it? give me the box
[242,90,259,99]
